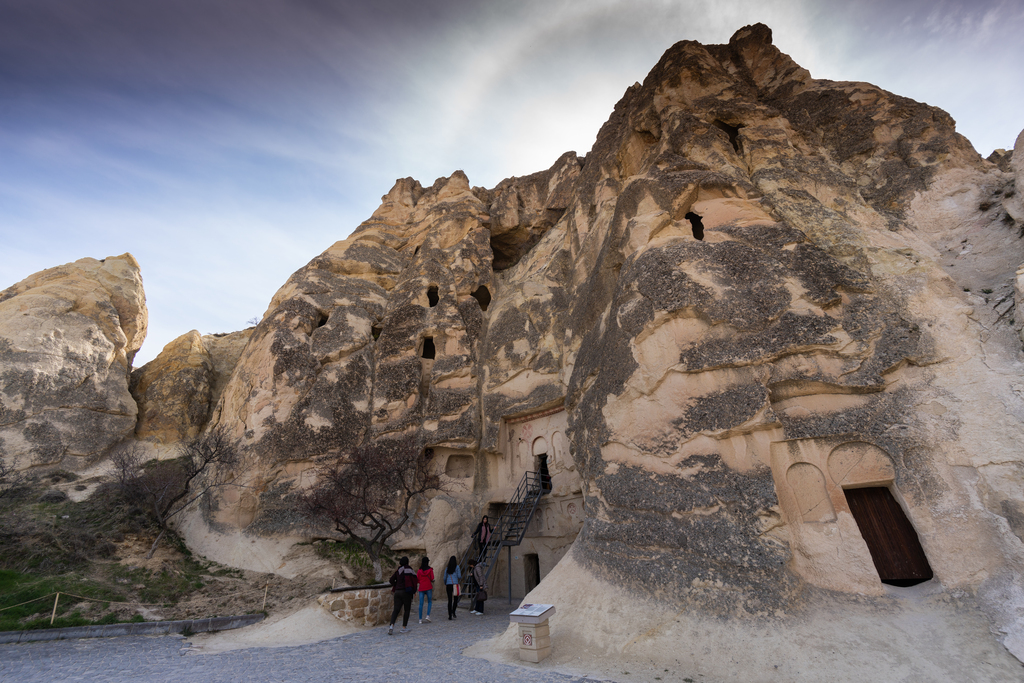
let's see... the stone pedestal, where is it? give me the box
[517,620,551,662]
[509,603,555,663]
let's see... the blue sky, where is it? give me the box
[1,0,1022,365]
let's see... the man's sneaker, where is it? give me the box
[400,628,410,633]
[388,626,393,635]
[418,619,422,624]
[424,616,431,622]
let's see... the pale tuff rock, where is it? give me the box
[0,254,146,468]
[130,330,214,442]
[7,21,1024,676]
[185,25,1024,666]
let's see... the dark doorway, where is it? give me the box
[537,454,552,493]
[524,553,541,594]
[427,286,439,307]
[844,486,933,587]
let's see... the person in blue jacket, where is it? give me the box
[443,555,461,619]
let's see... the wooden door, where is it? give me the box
[844,486,933,586]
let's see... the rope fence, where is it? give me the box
[0,581,276,625]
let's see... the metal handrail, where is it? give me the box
[456,470,545,606]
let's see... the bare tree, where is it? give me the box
[111,427,240,558]
[0,454,22,500]
[299,438,449,581]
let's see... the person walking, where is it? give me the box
[387,556,416,635]
[417,556,434,624]
[468,558,488,615]
[472,515,492,557]
[443,555,461,620]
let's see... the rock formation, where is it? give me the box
[130,329,252,443]
[4,22,1024,676]
[0,254,146,469]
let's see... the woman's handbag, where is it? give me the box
[454,583,461,596]
[477,588,487,602]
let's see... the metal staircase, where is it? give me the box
[457,470,546,606]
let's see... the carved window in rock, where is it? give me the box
[786,463,836,523]
[471,285,491,311]
[684,211,704,240]
[843,486,933,587]
[427,286,439,307]
[421,336,436,359]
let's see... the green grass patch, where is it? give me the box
[0,569,128,631]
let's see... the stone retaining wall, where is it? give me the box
[318,585,392,627]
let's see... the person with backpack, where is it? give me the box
[443,555,461,620]
[417,556,434,624]
[388,556,416,635]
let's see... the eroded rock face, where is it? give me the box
[149,24,1024,660]
[130,328,252,443]
[131,330,215,442]
[0,254,146,469]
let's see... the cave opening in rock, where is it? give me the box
[471,285,491,311]
[843,486,933,587]
[421,336,436,359]
[427,286,439,307]
[371,326,382,340]
[315,312,329,329]
[712,119,743,154]
[685,212,705,240]
[489,234,521,271]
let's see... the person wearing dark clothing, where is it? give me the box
[469,558,488,615]
[473,516,492,556]
[443,555,462,620]
[388,556,417,635]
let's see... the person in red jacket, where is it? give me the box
[417,556,434,623]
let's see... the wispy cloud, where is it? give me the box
[2,0,1022,365]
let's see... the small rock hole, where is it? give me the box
[315,312,329,329]
[712,120,743,154]
[427,286,439,307]
[371,326,382,340]
[421,336,436,359]
[471,285,491,311]
[685,212,705,241]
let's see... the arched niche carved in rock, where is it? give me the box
[786,462,836,523]
[828,441,895,487]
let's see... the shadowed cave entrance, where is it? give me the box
[844,486,933,587]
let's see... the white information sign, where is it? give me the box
[509,603,555,623]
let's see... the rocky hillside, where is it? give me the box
[3,23,1024,675]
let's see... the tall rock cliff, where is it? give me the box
[4,23,1024,674]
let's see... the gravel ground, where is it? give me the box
[0,602,606,683]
